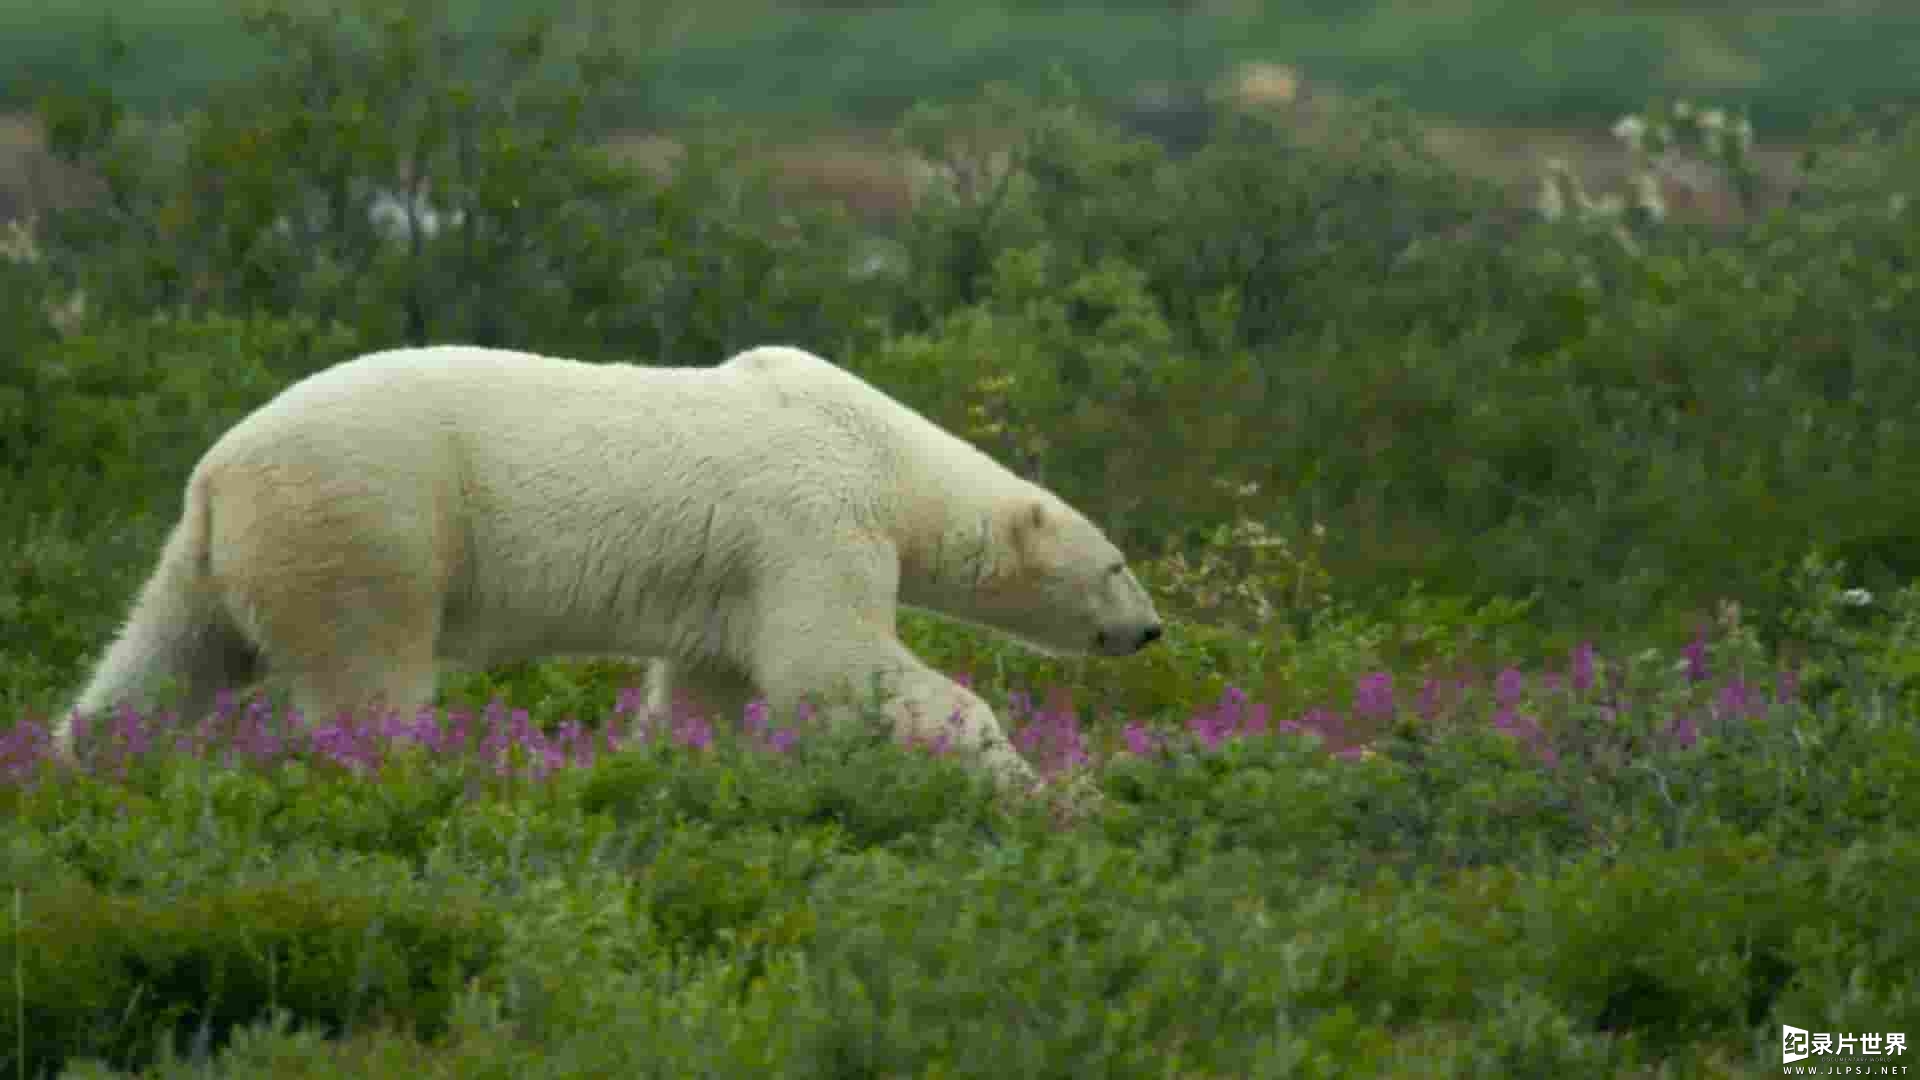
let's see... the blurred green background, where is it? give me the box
[5,0,1918,133]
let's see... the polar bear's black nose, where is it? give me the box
[1098,624,1165,654]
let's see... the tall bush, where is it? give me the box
[878,85,1920,635]
[37,0,883,369]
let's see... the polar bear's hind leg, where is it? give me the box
[207,467,448,726]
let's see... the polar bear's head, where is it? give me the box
[977,497,1164,658]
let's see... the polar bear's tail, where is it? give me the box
[54,475,259,758]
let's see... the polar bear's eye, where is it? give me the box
[1106,562,1125,576]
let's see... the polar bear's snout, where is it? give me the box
[1095,621,1164,656]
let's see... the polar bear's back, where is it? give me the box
[196,345,926,550]
[225,345,715,438]
[206,344,876,470]
[196,343,1021,546]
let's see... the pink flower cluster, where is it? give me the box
[1,628,1801,788]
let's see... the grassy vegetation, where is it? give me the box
[7,619,1918,1075]
[5,0,1919,1073]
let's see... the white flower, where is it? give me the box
[1842,588,1874,607]
[1673,100,1694,118]
[1535,174,1567,222]
[1698,108,1728,132]
[1588,192,1626,219]
[1611,114,1648,149]
[0,219,37,264]
[1733,115,1754,152]
[1631,173,1668,222]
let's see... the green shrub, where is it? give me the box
[0,315,352,714]
[37,0,884,370]
[1,874,503,1075]
[2,612,1915,1074]
[876,86,1920,640]
[579,717,1006,852]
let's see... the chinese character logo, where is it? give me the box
[1783,1025,1810,1064]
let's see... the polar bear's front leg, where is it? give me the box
[761,637,1037,789]
[872,652,1039,788]
[747,557,1039,788]
[643,657,674,719]
[633,657,759,733]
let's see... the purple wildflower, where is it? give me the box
[1668,711,1699,748]
[1417,678,1443,722]
[117,702,153,759]
[1354,672,1395,719]
[1715,679,1759,723]
[1188,704,1233,750]
[1122,719,1160,757]
[742,699,770,739]
[1006,690,1034,725]
[1025,701,1090,776]
[1492,705,1558,765]
[1293,708,1345,747]
[557,719,594,769]
[1571,642,1596,694]
[443,707,472,753]
[1494,668,1526,707]
[0,719,51,785]
[1684,626,1709,683]
[236,697,279,764]
[401,705,440,752]
[672,701,714,751]
[64,710,90,755]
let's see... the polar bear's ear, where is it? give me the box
[1004,498,1050,558]
[1024,499,1049,532]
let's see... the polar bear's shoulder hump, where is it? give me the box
[722,345,843,379]
[719,345,901,406]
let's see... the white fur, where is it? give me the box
[55,345,1162,785]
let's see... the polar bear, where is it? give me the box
[55,344,1163,786]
